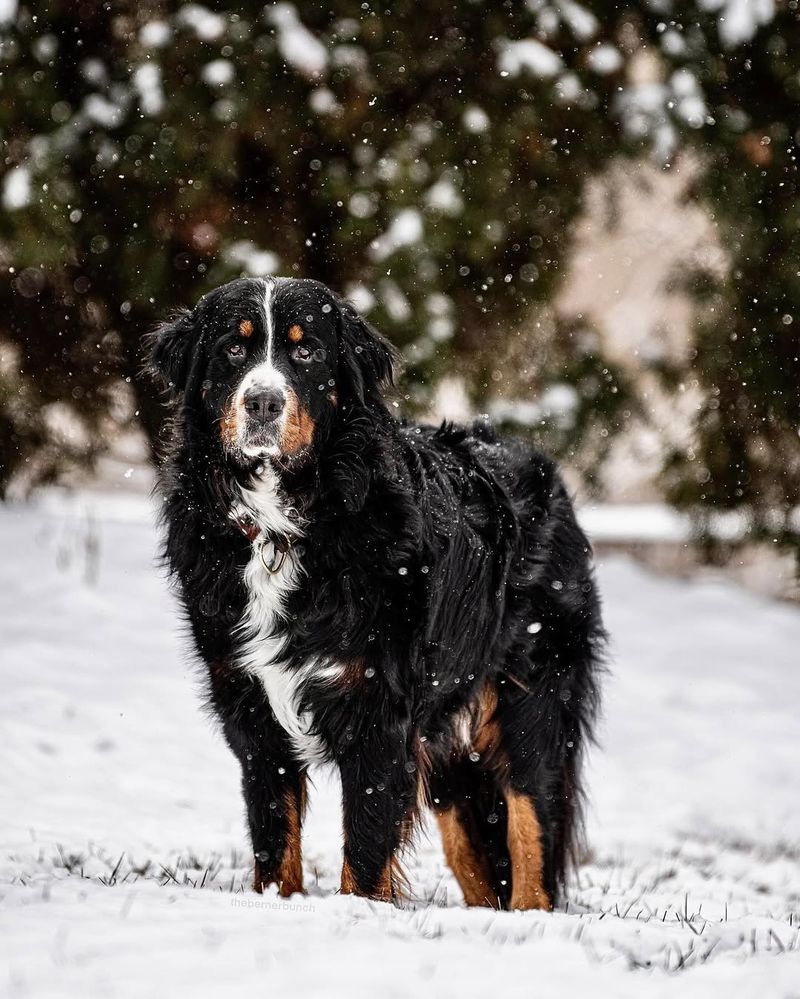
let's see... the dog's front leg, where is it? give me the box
[208,663,306,896]
[247,764,306,897]
[338,733,419,902]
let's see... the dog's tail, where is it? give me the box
[504,461,607,903]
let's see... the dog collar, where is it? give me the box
[256,534,293,574]
[227,510,294,575]
[211,468,296,574]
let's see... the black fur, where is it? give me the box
[150,277,605,909]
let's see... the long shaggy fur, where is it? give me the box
[150,277,605,908]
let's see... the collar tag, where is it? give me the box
[257,538,291,574]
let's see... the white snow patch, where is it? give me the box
[201,59,235,87]
[132,63,164,116]
[587,43,623,74]
[671,68,707,128]
[2,164,31,210]
[462,105,489,133]
[497,38,563,79]
[0,0,17,25]
[425,176,463,216]
[2,498,800,996]
[33,34,58,62]
[79,57,107,86]
[348,191,376,219]
[432,374,472,422]
[378,278,412,321]
[616,81,677,161]
[580,503,747,544]
[554,72,583,103]
[139,20,171,48]
[268,2,328,79]
[699,0,775,48]
[308,87,338,114]
[425,293,455,341]
[489,383,579,429]
[225,240,280,277]
[660,27,687,57]
[428,317,454,342]
[369,208,423,261]
[556,0,598,40]
[330,44,368,73]
[82,93,126,129]
[343,283,376,314]
[176,4,226,42]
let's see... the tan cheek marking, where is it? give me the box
[279,388,316,455]
[220,397,243,448]
[239,319,254,337]
[288,324,304,343]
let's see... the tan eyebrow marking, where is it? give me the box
[239,319,254,337]
[288,324,304,343]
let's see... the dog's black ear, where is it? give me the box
[335,295,396,406]
[148,309,195,395]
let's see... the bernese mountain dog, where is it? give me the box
[150,276,605,910]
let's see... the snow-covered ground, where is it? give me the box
[1,495,798,998]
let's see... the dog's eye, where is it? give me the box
[226,342,247,363]
[293,345,313,362]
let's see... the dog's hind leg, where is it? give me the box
[503,784,550,910]
[495,644,597,910]
[435,805,498,907]
[432,762,509,909]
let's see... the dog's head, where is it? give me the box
[150,277,395,468]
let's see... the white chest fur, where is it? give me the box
[233,470,328,765]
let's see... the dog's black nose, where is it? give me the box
[243,388,285,424]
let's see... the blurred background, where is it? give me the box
[1,0,799,596]
[3,8,800,989]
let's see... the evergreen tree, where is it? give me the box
[0,1,798,560]
[0,0,627,487]
[640,1,800,545]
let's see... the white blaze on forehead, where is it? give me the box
[263,275,277,365]
[261,274,291,365]
[235,276,288,400]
